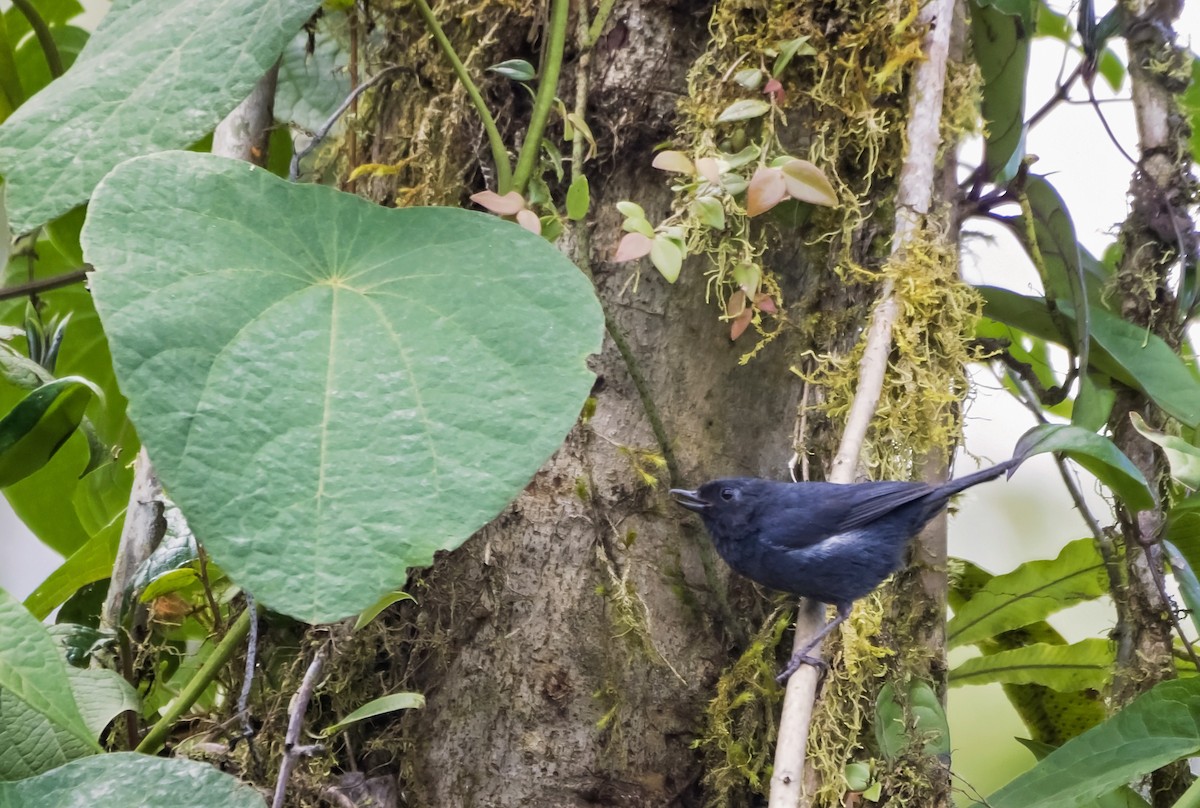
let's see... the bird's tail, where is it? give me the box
[939,456,1023,499]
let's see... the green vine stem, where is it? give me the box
[510,0,569,194]
[10,0,62,78]
[135,605,253,755]
[583,0,617,49]
[412,0,513,193]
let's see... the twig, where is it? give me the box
[272,644,329,808]
[412,0,512,192]
[0,267,90,300]
[238,594,260,741]
[290,67,402,182]
[100,447,165,633]
[769,0,956,803]
[135,606,254,755]
[10,0,62,78]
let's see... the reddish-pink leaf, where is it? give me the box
[515,208,541,235]
[730,307,753,341]
[755,293,777,313]
[470,190,526,216]
[614,232,654,262]
[728,289,747,316]
[763,77,785,104]
[651,150,696,175]
[695,157,722,184]
[745,166,787,216]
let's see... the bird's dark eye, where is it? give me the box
[720,487,735,501]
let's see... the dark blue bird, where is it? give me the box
[670,458,1020,681]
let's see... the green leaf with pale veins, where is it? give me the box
[985,678,1200,808]
[0,587,96,751]
[948,538,1109,648]
[84,152,604,623]
[0,752,265,807]
[949,638,1113,691]
[0,0,322,231]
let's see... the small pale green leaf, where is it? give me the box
[354,590,414,631]
[949,639,1113,691]
[0,752,266,807]
[715,98,771,123]
[649,235,683,283]
[0,587,96,749]
[486,58,536,81]
[779,158,837,206]
[733,68,763,89]
[986,678,1200,808]
[691,197,725,230]
[320,691,425,736]
[621,217,655,238]
[948,538,1109,648]
[0,377,95,487]
[0,0,323,231]
[1129,413,1200,489]
[615,200,645,220]
[651,150,694,174]
[565,175,590,221]
[1014,424,1155,512]
[84,152,603,623]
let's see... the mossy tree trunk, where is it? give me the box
[337,1,968,804]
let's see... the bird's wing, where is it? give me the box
[827,481,937,532]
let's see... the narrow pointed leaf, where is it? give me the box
[948,538,1109,648]
[84,152,603,623]
[320,691,425,737]
[0,0,322,232]
[949,639,1113,691]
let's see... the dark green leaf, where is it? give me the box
[981,287,1200,427]
[986,678,1200,808]
[2,0,84,45]
[1071,372,1114,431]
[1164,540,1200,642]
[1014,424,1155,511]
[84,152,603,623]
[970,0,1031,181]
[0,377,95,487]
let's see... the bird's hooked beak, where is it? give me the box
[669,488,709,512]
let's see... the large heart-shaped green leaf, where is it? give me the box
[0,0,321,232]
[84,152,603,623]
